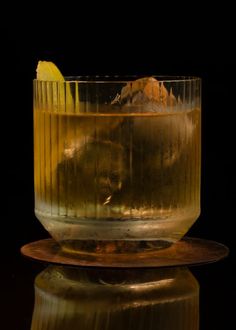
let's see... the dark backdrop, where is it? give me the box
[4,17,235,253]
[2,6,235,329]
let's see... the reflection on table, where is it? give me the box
[31,266,199,330]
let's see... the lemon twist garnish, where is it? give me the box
[36,61,65,81]
[36,61,75,110]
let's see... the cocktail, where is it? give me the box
[34,62,201,254]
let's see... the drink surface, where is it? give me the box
[34,107,200,250]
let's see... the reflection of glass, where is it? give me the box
[34,77,201,254]
[31,266,199,330]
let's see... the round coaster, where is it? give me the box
[21,237,229,268]
[20,237,229,268]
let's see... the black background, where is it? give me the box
[2,5,235,329]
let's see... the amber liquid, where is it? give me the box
[34,109,200,253]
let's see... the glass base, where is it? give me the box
[36,210,198,254]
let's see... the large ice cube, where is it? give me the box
[116,77,194,167]
[132,113,194,168]
[56,139,126,207]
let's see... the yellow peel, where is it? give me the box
[36,61,65,81]
[36,60,75,111]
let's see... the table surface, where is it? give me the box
[2,240,235,330]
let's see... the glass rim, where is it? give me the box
[34,75,201,84]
